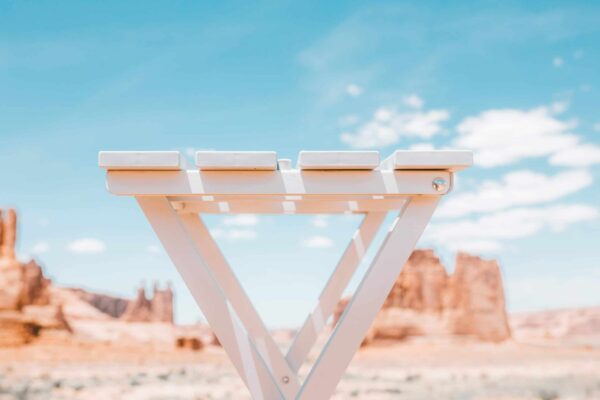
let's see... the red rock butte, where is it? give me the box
[334,249,512,345]
[0,208,69,345]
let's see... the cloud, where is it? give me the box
[341,105,449,148]
[550,100,568,114]
[311,215,329,228]
[222,214,259,227]
[209,214,259,241]
[409,142,435,151]
[594,123,600,132]
[553,56,564,68]
[426,204,598,253]
[67,238,106,254]
[437,169,593,218]
[211,228,257,241]
[346,84,363,97]
[31,241,50,255]
[454,105,578,167]
[402,94,424,109]
[549,143,600,167]
[301,235,334,249]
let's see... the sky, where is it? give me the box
[1,1,599,327]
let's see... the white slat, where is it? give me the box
[297,151,380,170]
[196,151,277,170]
[380,150,473,171]
[98,151,181,170]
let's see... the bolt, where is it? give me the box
[432,177,447,192]
[282,376,290,384]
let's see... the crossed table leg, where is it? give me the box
[137,195,439,399]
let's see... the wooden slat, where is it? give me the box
[380,150,473,171]
[98,151,181,170]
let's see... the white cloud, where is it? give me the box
[550,100,568,114]
[222,214,259,227]
[454,105,578,167]
[67,238,106,254]
[341,106,449,148]
[549,143,600,167]
[146,245,162,254]
[311,215,329,228]
[442,239,503,253]
[31,241,50,255]
[301,235,334,249]
[553,56,564,68]
[409,142,435,151]
[209,214,259,241]
[437,169,593,218]
[211,228,257,241]
[346,84,363,97]
[402,94,424,109]
[426,204,598,253]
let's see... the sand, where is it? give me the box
[0,336,599,400]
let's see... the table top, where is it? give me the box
[99,150,472,214]
[99,150,472,172]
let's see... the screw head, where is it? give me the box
[432,177,447,192]
[282,376,290,384]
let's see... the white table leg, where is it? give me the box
[286,211,387,372]
[137,196,286,400]
[298,196,439,399]
[179,212,300,395]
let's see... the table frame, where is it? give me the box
[101,153,467,399]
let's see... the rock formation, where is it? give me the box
[0,208,17,260]
[65,283,174,323]
[334,249,511,345]
[151,282,174,323]
[67,288,130,318]
[120,283,174,323]
[445,252,511,342]
[0,208,70,346]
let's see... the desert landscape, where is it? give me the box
[1,208,599,400]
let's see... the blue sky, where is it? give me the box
[1,1,599,327]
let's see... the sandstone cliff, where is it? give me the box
[334,249,511,345]
[0,209,70,346]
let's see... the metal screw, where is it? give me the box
[282,376,290,384]
[432,177,447,192]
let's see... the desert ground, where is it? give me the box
[1,336,599,400]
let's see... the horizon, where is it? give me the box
[1,1,599,328]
